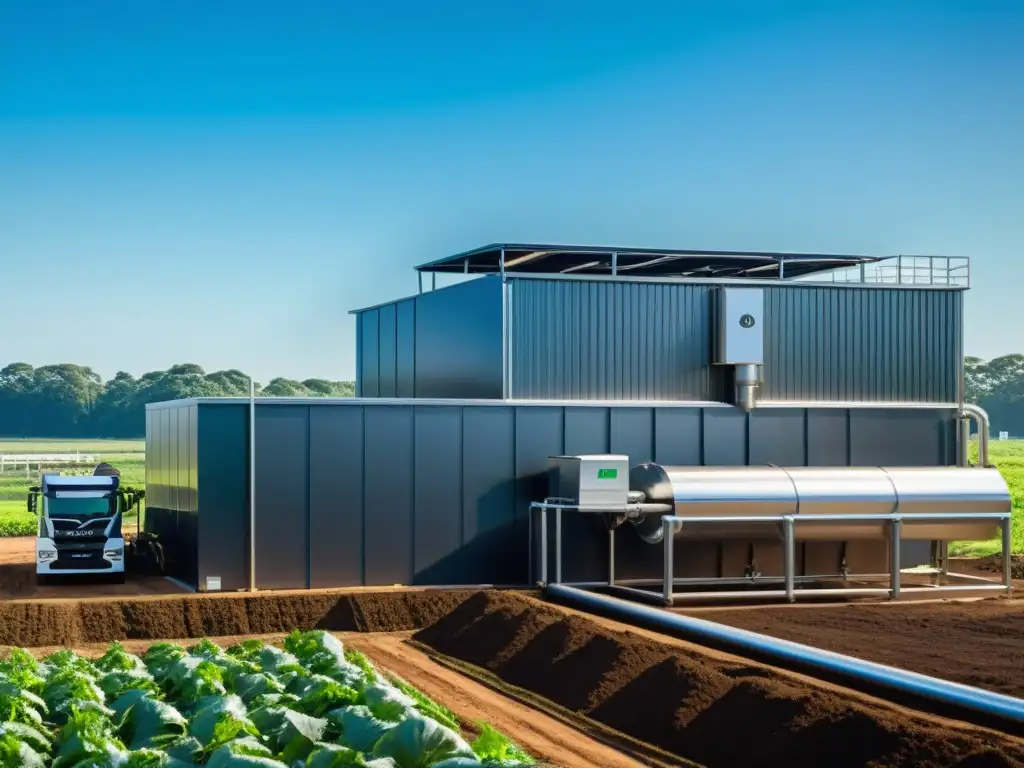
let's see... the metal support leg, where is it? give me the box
[540,507,548,586]
[608,527,616,586]
[1002,515,1013,595]
[890,518,902,599]
[783,516,795,602]
[527,504,533,585]
[663,517,674,606]
[555,508,562,584]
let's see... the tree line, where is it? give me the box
[0,363,355,438]
[965,355,1024,437]
[1,356,1022,439]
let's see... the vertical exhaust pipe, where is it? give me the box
[734,364,762,412]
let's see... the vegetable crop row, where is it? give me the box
[0,630,536,767]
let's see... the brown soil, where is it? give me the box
[681,598,1024,699]
[973,554,1024,581]
[0,585,492,647]
[6,577,1024,765]
[0,536,186,600]
[412,591,1024,768]
[347,633,647,768]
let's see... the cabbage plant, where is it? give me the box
[0,632,535,767]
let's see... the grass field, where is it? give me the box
[1,436,1023,557]
[948,438,1024,556]
[0,438,145,536]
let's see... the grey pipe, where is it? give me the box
[546,584,1024,735]
[734,363,762,412]
[960,403,991,467]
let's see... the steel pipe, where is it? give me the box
[960,403,991,467]
[546,584,1024,735]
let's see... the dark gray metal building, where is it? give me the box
[146,244,974,592]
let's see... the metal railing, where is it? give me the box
[808,255,971,288]
[531,502,1012,605]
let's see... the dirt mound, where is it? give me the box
[0,589,485,647]
[689,600,1024,698]
[412,592,1024,767]
[975,555,1024,581]
[0,563,38,598]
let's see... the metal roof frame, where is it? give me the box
[413,242,888,280]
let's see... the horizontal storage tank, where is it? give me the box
[628,464,1009,543]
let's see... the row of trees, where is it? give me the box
[965,355,1024,436]
[1,355,1021,439]
[0,363,355,438]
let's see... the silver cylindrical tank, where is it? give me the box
[628,464,797,542]
[882,467,1009,541]
[628,463,1009,543]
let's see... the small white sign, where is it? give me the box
[205,576,222,591]
[999,431,1009,441]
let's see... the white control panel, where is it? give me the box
[547,454,630,508]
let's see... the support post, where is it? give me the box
[663,517,674,606]
[540,507,548,586]
[248,378,257,592]
[1002,515,1013,595]
[555,507,562,584]
[783,516,795,602]
[957,414,971,467]
[889,518,902,599]
[608,527,615,586]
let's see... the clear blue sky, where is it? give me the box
[1,0,1021,383]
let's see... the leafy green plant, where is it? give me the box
[0,634,535,768]
[470,724,534,765]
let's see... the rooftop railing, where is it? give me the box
[803,255,971,288]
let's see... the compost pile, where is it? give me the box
[0,629,534,767]
[688,600,1024,698]
[413,592,1024,768]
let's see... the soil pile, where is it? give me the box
[690,600,1024,697]
[413,592,1024,767]
[0,588,485,647]
[975,555,1024,581]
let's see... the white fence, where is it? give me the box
[0,453,99,477]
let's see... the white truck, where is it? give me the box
[28,470,135,584]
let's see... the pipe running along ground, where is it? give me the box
[545,584,1024,737]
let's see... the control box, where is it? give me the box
[714,287,764,365]
[547,454,629,509]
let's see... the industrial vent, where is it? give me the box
[713,287,764,411]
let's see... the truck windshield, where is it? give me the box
[47,496,112,518]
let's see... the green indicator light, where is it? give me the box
[597,468,618,479]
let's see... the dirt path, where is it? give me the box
[348,633,647,768]
[0,536,186,600]
[683,597,1024,698]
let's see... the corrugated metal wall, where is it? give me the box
[147,400,954,591]
[356,276,504,399]
[144,403,198,586]
[508,278,962,403]
[762,285,962,401]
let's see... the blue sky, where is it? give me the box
[1,0,1021,383]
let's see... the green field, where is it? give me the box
[2,437,1023,557]
[948,438,1024,556]
[0,439,145,536]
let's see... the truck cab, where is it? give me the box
[32,473,125,582]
